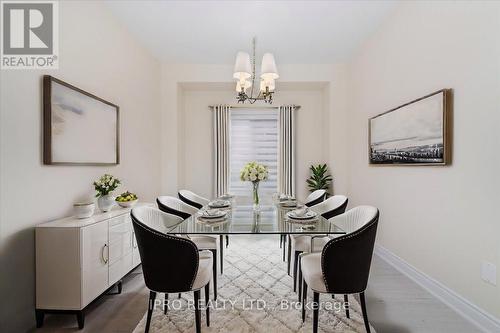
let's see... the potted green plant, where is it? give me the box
[93,174,121,212]
[306,164,332,195]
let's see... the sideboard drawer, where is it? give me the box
[109,252,133,285]
[108,218,132,265]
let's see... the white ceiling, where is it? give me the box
[105,1,396,64]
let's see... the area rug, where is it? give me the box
[133,236,375,333]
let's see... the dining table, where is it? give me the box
[163,203,347,266]
[166,204,346,236]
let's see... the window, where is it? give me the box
[229,108,278,204]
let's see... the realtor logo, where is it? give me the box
[1,1,58,69]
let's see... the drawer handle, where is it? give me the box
[101,244,109,264]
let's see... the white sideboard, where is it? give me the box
[35,205,145,329]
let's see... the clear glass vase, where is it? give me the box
[252,181,260,213]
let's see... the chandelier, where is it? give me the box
[233,38,279,104]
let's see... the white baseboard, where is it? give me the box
[374,244,500,333]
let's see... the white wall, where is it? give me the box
[348,0,500,319]
[0,1,161,331]
[161,64,350,199]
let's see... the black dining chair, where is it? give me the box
[131,207,212,333]
[304,189,327,207]
[300,206,379,333]
[178,189,210,209]
[178,189,230,248]
[157,196,220,299]
[289,195,348,293]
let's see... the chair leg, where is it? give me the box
[287,235,292,275]
[293,251,301,292]
[178,293,181,299]
[302,280,308,322]
[145,291,156,333]
[226,235,229,248]
[164,293,169,315]
[280,234,283,248]
[297,258,303,302]
[359,292,371,333]
[194,290,201,333]
[219,235,224,274]
[204,284,210,327]
[344,294,350,318]
[211,249,218,300]
[313,292,319,333]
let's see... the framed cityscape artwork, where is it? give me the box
[369,89,452,165]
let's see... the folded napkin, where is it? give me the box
[293,207,309,217]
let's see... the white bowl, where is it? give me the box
[73,203,95,219]
[116,199,138,208]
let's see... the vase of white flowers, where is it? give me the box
[240,161,269,212]
[94,174,121,212]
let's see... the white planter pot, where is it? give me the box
[97,194,115,212]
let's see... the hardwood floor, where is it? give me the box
[365,256,480,333]
[32,237,480,333]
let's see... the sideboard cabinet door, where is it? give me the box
[108,216,133,285]
[81,221,109,307]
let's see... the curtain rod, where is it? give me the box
[208,104,301,110]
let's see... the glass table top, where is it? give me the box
[165,205,346,235]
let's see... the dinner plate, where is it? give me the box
[218,194,234,200]
[208,200,231,208]
[197,216,228,224]
[287,217,319,225]
[199,209,227,219]
[280,200,298,208]
[287,210,318,220]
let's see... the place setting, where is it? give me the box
[275,193,300,209]
[196,208,229,226]
[208,199,232,209]
[285,206,319,229]
[218,193,235,202]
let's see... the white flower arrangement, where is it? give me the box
[240,161,269,183]
[93,174,121,197]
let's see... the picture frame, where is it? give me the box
[43,75,120,165]
[369,89,452,165]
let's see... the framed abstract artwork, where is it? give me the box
[369,89,452,165]
[43,75,119,165]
